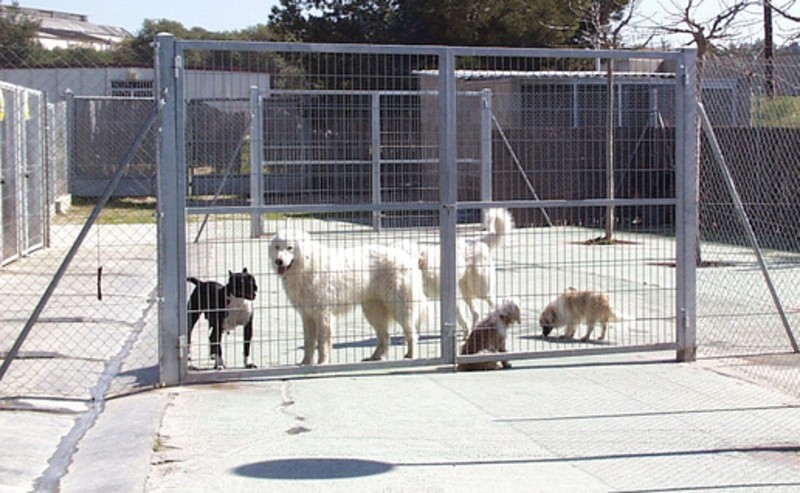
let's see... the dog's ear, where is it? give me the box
[242,267,249,274]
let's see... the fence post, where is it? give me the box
[249,86,264,237]
[675,48,698,362]
[480,88,492,203]
[64,89,74,200]
[156,33,187,386]
[439,48,458,364]
[371,92,382,230]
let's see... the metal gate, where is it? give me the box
[155,36,697,385]
[1,81,46,266]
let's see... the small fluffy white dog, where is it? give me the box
[539,289,617,342]
[269,229,426,365]
[457,299,521,371]
[415,208,513,335]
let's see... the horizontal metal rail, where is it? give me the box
[186,197,678,217]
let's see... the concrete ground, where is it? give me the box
[2,220,800,492]
[3,352,800,492]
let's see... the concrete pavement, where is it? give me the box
[16,352,797,492]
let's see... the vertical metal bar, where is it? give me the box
[439,48,458,364]
[480,89,492,204]
[44,101,53,250]
[64,89,75,203]
[250,86,264,237]
[698,102,798,353]
[18,88,30,254]
[674,48,698,362]
[371,92,382,230]
[156,33,187,386]
[604,60,615,240]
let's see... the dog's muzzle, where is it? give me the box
[541,325,553,337]
[275,258,292,276]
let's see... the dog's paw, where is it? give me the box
[362,356,384,362]
[245,363,258,369]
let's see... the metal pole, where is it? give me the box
[675,48,698,362]
[249,86,265,238]
[439,48,458,364]
[155,33,187,386]
[371,93,382,230]
[480,89,492,204]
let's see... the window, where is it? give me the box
[110,80,154,98]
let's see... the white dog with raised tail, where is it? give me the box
[416,208,514,335]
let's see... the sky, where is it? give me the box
[17,0,800,46]
[22,0,282,34]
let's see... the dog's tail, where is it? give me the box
[479,208,514,251]
[187,277,202,286]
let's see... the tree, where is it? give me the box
[0,1,41,66]
[269,0,402,44]
[658,1,762,267]
[659,0,759,59]
[766,0,800,40]
[268,0,634,48]
[567,0,648,49]
[561,0,647,243]
[394,0,578,47]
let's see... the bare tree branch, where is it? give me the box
[658,0,759,57]
[565,0,653,49]
[767,0,800,23]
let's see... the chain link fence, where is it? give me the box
[0,42,798,401]
[0,54,160,401]
[697,54,800,395]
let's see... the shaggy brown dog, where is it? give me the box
[539,289,617,342]
[457,299,521,371]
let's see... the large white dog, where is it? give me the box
[415,208,513,335]
[269,229,426,365]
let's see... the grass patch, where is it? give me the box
[53,197,157,225]
[752,95,800,127]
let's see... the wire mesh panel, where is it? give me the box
[0,74,160,400]
[0,81,48,264]
[449,51,690,368]
[696,55,800,396]
[156,38,695,383]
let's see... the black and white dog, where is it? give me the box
[187,268,258,369]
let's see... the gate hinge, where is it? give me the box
[178,335,187,361]
[174,55,182,79]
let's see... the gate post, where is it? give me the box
[249,86,264,237]
[156,33,188,385]
[480,88,493,203]
[675,48,698,362]
[439,48,458,364]
[371,92,382,230]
